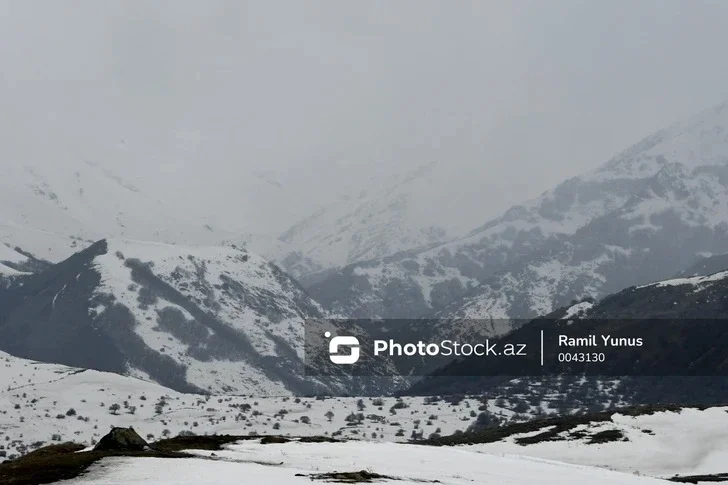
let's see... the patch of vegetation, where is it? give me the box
[151,433,341,451]
[260,436,290,444]
[668,473,728,483]
[0,430,344,485]
[0,442,187,485]
[152,434,252,452]
[587,429,625,444]
[298,436,341,443]
[299,470,398,483]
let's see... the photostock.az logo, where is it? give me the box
[325,331,360,365]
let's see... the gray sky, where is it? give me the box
[2,0,728,234]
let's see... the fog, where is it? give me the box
[2,0,728,234]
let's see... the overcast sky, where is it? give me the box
[2,0,728,233]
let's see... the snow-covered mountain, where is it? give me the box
[0,156,461,283]
[0,159,238,263]
[0,238,351,395]
[276,162,492,280]
[410,257,728,403]
[308,102,728,320]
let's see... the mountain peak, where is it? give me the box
[593,101,728,183]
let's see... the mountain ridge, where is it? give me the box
[306,102,728,321]
[0,238,330,395]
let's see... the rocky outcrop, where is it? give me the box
[93,427,149,452]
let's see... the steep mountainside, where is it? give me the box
[308,102,728,320]
[0,239,343,395]
[585,266,728,319]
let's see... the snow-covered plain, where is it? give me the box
[3,349,728,483]
[0,350,487,461]
[467,406,728,479]
[65,440,665,485]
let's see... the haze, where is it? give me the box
[2,0,728,234]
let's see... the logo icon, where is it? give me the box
[325,331,360,364]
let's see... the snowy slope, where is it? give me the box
[309,102,728,321]
[0,244,29,277]
[277,162,471,279]
[410,259,728,401]
[0,159,237,263]
[0,238,335,395]
[64,441,665,485]
[3,349,725,483]
[465,406,728,479]
[637,269,728,289]
[0,225,87,266]
[0,350,513,461]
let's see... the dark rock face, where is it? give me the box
[0,241,125,375]
[93,427,149,452]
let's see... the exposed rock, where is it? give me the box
[93,427,149,452]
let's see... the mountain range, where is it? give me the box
[409,253,728,401]
[3,102,728,397]
[276,162,476,281]
[306,102,728,320]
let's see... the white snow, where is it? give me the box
[0,243,29,276]
[3,349,727,483]
[637,269,728,289]
[0,243,28,264]
[66,440,664,485]
[562,300,595,319]
[466,407,728,479]
[0,263,24,277]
